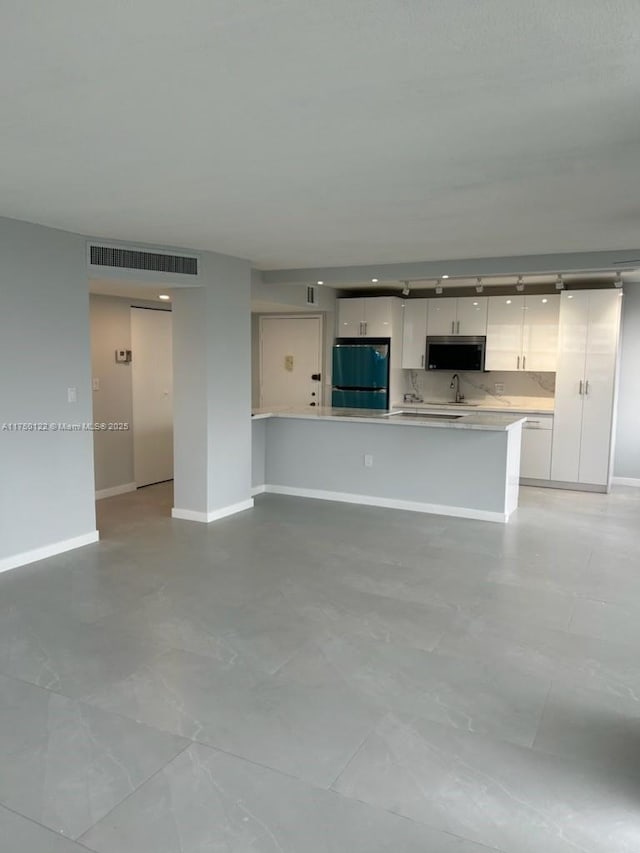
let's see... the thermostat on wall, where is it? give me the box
[115,349,132,363]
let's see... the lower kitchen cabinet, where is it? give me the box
[520,416,553,480]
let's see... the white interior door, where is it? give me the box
[131,308,173,487]
[260,316,322,408]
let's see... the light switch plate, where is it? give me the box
[92,378,100,391]
[67,387,77,403]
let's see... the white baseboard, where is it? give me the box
[612,477,640,488]
[95,482,137,500]
[261,484,508,523]
[171,498,254,524]
[251,485,266,496]
[0,531,100,574]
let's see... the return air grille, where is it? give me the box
[90,245,198,276]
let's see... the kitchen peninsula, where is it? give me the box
[252,407,525,523]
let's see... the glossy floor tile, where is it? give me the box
[81,742,494,853]
[0,482,638,851]
[0,674,187,839]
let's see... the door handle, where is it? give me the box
[517,355,520,370]
[579,380,583,395]
[309,402,316,406]
[311,373,321,381]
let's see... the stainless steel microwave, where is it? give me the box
[425,336,486,371]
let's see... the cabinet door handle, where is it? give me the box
[456,320,460,334]
[420,354,424,367]
[584,379,590,395]
[523,355,526,370]
[364,322,367,336]
[359,322,364,336]
[579,380,583,395]
[517,355,520,370]
[451,321,455,334]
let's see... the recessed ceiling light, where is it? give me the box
[568,294,574,299]
[159,294,171,301]
[506,299,512,304]
[542,298,548,303]
[442,275,449,279]
[317,280,324,285]
[371,278,379,283]
[473,301,478,306]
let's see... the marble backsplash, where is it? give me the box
[403,369,555,407]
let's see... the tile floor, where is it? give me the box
[0,483,639,851]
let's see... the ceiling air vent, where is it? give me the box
[306,285,317,305]
[89,245,198,276]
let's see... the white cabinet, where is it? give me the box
[426,298,457,336]
[401,299,428,368]
[426,297,487,336]
[486,294,559,371]
[337,297,398,338]
[520,416,553,480]
[551,289,621,487]
[337,298,364,337]
[457,297,488,335]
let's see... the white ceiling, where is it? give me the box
[3,2,640,269]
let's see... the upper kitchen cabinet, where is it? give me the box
[401,299,428,368]
[337,297,401,338]
[426,296,487,336]
[551,289,621,487]
[522,294,560,371]
[336,298,365,336]
[485,294,559,371]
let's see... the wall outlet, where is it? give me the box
[364,454,373,468]
[67,386,77,403]
[494,383,504,396]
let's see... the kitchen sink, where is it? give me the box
[385,411,463,421]
[422,400,479,406]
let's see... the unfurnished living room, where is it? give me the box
[1,3,640,852]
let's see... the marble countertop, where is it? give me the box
[393,398,554,416]
[252,406,525,432]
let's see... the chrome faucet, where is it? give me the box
[450,373,463,403]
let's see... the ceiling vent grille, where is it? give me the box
[306,285,317,306]
[89,245,198,276]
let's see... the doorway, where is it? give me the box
[259,315,323,408]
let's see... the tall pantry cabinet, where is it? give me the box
[551,289,622,488]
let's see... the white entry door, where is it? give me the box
[131,307,173,487]
[260,316,322,408]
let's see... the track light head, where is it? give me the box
[435,279,443,295]
[555,275,564,291]
[401,281,411,297]
[475,277,483,294]
[516,276,525,292]
[614,272,623,288]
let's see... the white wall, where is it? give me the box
[173,251,253,520]
[0,218,97,569]
[250,277,336,407]
[614,285,640,481]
